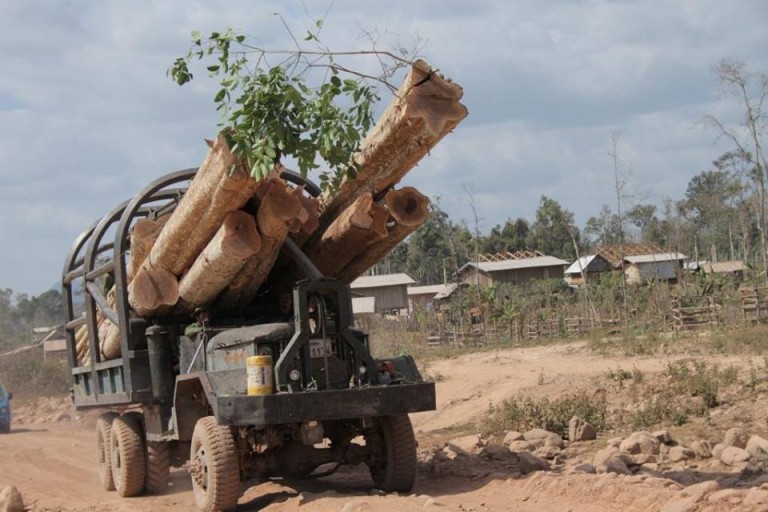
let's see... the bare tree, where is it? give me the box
[704,58,768,282]
[608,131,630,328]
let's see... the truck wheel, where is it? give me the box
[145,441,170,494]
[110,414,147,497]
[96,412,119,491]
[366,414,417,493]
[190,417,240,512]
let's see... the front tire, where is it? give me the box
[110,414,146,497]
[366,414,417,492]
[190,416,240,512]
[96,412,119,491]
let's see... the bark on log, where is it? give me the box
[176,211,261,313]
[101,323,121,360]
[335,188,430,283]
[128,215,169,281]
[309,59,466,247]
[305,193,388,277]
[147,134,259,276]
[128,134,263,315]
[75,324,89,366]
[215,178,303,310]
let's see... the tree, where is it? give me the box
[483,218,531,254]
[527,196,580,259]
[169,23,417,191]
[404,201,472,285]
[677,167,743,261]
[705,58,768,280]
[585,205,624,247]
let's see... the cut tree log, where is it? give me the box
[128,266,179,317]
[335,187,430,283]
[100,323,121,360]
[129,134,262,315]
[384,186,431,227]
[308,59,466,248]
[176,211,261,314]
[304,193,388,277]
[128,215,169,281]
[215,177,303,310]
[148,134,259,275]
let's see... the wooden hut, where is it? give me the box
[350,273,415,314]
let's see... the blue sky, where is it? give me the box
[0,0,766,294]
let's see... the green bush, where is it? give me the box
[481,390,607,439]
[0,349,70,398]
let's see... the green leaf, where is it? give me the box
[214,88,226,102]
[207,65,220,72]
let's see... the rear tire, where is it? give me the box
[366,414,417,493]
[110,414,146,497]
[190,416,240,512]
[145,441,171,494]
[96,412,119,491]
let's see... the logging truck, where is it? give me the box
[62,168,436,511]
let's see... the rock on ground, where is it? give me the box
[0,486,24,512]
[620,431,660,455]
[690,439,713,459]
[503,431,525,445]
[569,416,597,442]
[719,446,752,466]
[746,435,768,461]
[594,447,631,475]
[723,427,749,449]
[516,451,550,474]
[446,434,485,455]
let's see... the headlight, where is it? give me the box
[0,407,7,414]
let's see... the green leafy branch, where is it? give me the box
[168,22,417,192]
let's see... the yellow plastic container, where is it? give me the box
[246,355,274,395]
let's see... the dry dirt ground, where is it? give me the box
[2,340,768,511]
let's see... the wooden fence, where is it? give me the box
[671,295,719,331]
[740,286,768,324]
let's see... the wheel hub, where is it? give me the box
[190,448,209,490]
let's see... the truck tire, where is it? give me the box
[190,417,240,512]
[145,441,170,494]
[110,414,147,497]
[366,414,417,493]
[96,412,119,491]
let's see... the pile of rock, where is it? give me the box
[436,416,601,478]
[585,426,768,476]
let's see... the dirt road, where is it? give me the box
[0,341,761,511]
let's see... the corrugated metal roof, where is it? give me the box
[407,284,453,296]
[565,254,613,274]
[565,255,595,275]
[350,273,415,289]
[624,252,687,264]
[352,296,376,314]
[458,256,569,275]
[701,260,747,273]
[434,283,460,300]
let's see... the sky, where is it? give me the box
[0,0,766,295]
